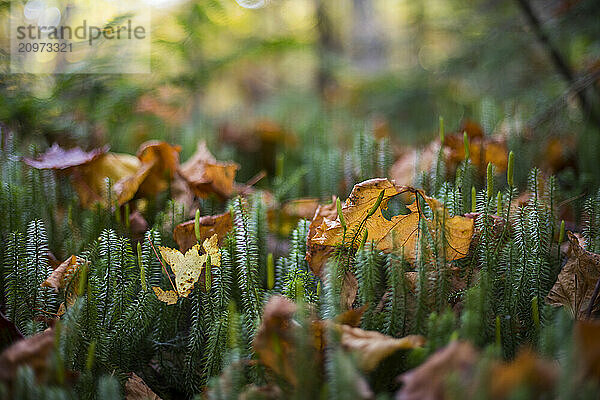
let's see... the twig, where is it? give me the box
[514,0,600,130]
[148,236,178,294]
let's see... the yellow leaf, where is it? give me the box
[158,243,206,298]
[152,287,179,305]
[309,179,473,263]
[156,234,220,300]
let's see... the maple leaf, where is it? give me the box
[546,231,600,318]
[178,141,240,199]
[153,234,220,303]
[306,196,337,276]
[308,179,474,272]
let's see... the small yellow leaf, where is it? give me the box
[202,234,221,267]
[159,243,206,298]
[152,287,179,305]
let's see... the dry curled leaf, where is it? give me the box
[0,328,55,382]
[173,211,232,253]
[334,304,368,327]
[337,324,425,371]
[153,234,220,302]
[41,255,80,292]
[340,270,358,311]
[125,372,162,400]
[308,179,473,270]
[396,341,479,400]
[24,144,108,170]
[179,141,240,199]
[546,231,600,318]
[306,197,337,276]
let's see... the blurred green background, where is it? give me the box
[0,0,599,188]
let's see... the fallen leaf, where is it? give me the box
[337,324,425,371]
[546,231,600,318]
[154,234,220,301]
[178,142,240,199]
[335,304,368,327]
[173,211,232,253]
[340,270,358,311]
[152,287,178,305]
[306,197,338,276]
[70,152,141,208]
[0,329,55,382]
[41,255,80,292]
[23,144,108,170]
[125,372,162,400]
[309,179,473,265]
[253,295,299,385]
[396,341,479,400]
[489,349,558,400]
[113,141,181,205]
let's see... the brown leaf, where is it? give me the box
[337,325,425,371]
[173,211,232,253]
[41,255,80,292]
[489,349,558,400]
[253,295,299,385]
[306,197,338,276]
[69,152,141,208]
[179,142,240,199]
[546,231,600,318]
[0,311,23,351]
[0,329,55,382]
[24,144,108,170]
[335,304,368,327]
[340,271,358,311]
[125,372,162,400]
[113,141,181,205]
[396,341,479,400]
[309,179,473,265]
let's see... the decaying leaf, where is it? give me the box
[546,231,600,318]
[334,304,368,327]
[396,341,479,400]
[0,328,55,382]
[340,270,359,311]
[70,152,141,208]
[179,141,240,199]
[27,142,180,209]
[154,234,220,301]
[125,372,162,400]
[41,255,80,292]
[24,144,108,170]
[337,324,425,371]
[152,287,178,305]
[306,197,338,276]
[173,211,232,253]
[489,349,558,400]
[308,179,473,270]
